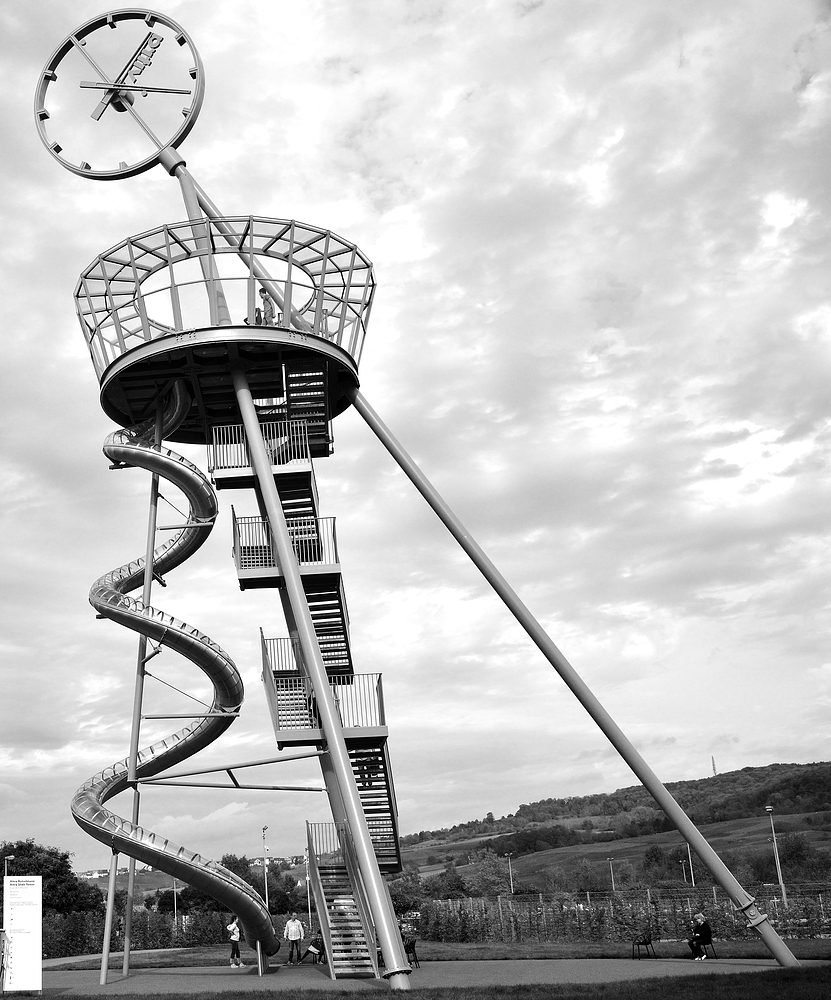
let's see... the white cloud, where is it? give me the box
[2,0,831,874]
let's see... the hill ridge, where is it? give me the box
[402,761,831,847]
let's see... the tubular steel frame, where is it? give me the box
[38,7,801,989]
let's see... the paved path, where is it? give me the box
[40,957,826,994]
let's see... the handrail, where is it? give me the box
[75,216,375,379]
[305,824,336,982]
[259,631,282,736]
[382,743,400,845]
[339,821,379,978]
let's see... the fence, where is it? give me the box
[419,888,831,943]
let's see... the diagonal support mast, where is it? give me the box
[230,365,411,989]
[346,386,800,970]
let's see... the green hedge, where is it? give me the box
[419,889,831,943]
[42,909,227,959]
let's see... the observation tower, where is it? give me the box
[36,8,409,988]
[36,7,800,988]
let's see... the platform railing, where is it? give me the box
[261,633,304,674]
[305,824,336,982]
[308,822,343,867]
[76,216,375,378]
[232,513,338,571]
[209,420,311,473]
[265,670,385,732]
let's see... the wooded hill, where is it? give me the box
[402,762,831,857]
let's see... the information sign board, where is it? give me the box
[2,876,42,992]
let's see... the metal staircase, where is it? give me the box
[306,822,379,980]
[349,745,401,873]
[317,866,376,977]
[285,363,332,457]
[210,417,402,980]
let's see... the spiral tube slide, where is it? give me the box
[72,384,280,957]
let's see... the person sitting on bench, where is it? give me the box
[300,932,325,964]
[687,912,712,960]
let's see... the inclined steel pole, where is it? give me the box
[99,842,119,985]
[348,386,800,970]
[107,402,164,981]
[230,366,411,989]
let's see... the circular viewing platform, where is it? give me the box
[75,217,375,442]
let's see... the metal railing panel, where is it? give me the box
[305,825,336,981]
[273,675,318,730]
[308,822,343,867]
[232,514,338,571]
[209,420,310,473]
[264,672,383,732]
[261,635,302,674]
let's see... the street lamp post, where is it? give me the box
[505,853,514,893]
[3,856,14,878]
[679,859,688,883]
[262,826,270,913]
[172,878,178,935]
[607,857,616,892]
[687,843,696,887]
[765,806,788,908]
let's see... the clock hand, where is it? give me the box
[89,31,162,121]
[68,34,164,150]
[80,81,192,95]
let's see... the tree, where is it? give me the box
[387,867,424,914]
[146,888,180,912]
[220,854,255,884]
[423,862,468,900]
[463,850,511,897]
[248,868,305,914]
[0,839,103,914]
[179,884,225,912]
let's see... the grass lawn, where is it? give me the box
[33,965,831,1000]
[46,936,831,970]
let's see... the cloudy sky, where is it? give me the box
[3,0,831,874]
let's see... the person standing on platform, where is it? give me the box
[259,287,277,326]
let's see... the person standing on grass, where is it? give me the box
[284,911,304,965]
[226,915,244,968]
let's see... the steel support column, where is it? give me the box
[230,366,410,989]
[348,387,799,970]
[118,403,164,980]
